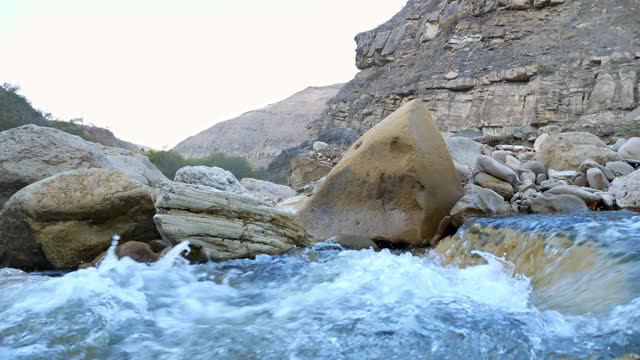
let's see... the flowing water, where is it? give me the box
[1,212,640,359]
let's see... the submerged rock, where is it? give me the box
[296,100,462,245]
[0,169,158,270]
[153,182,310,261]
[0,124,168,210]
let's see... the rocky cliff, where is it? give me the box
[173,84,343,168]
[308,0,640,141]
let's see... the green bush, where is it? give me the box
[536,63,552,76]
[146,150,264,180]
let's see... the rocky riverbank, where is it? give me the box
[1,99,639,270]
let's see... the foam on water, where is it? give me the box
[0,223,639,359]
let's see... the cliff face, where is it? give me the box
[309,0,640,140]
[173,84,343,168]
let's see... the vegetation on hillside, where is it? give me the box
[146,150,265,180]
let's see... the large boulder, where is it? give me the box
[296,100,463,245]
[0,125,168,209]
[153,182,310,261]
[618,137,640,161]
[240,178,297,205]
[0,169,158,270]
[174,166,246,194]
[445,137,483,168]
[610,170,640,211]
[450,185,511,227]
[535,132,623,171]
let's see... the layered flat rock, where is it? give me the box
[153,182,310,261]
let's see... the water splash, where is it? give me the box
[0,214,639,359]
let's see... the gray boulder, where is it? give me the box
[174,166,246,194]
[520,161,547,176]
[240,178,297,205]
[609,170,640,211]
[618,137,640,161]
[0,125,168,209]
[535,132,623,171]
[476,155,519,185]
[450,184,512,227]
[153,182,310,261]
[529,194,588,214]
[606,161,636,177]
[474,172,514,200]
[445,137,483,168]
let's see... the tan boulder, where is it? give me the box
[296,100,463,245]
[0,169,158,270]
[535,132,623,171]
[450,185,512,227]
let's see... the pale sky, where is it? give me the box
[0,0,406,149]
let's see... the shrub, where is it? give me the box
[536,63,552,76]
[145,150,264,180]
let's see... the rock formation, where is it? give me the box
[152,182,310,261]
[0,169,159,270]
[174,84,343,167]
[297,100,463,245]
[0,125,168,209]
[308,0,640,141]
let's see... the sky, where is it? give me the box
[0,0,407,149]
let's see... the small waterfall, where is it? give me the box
[434,211,640,315]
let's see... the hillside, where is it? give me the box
[309,0,640,140]
[173,84,343,168]
[0,84,147,152]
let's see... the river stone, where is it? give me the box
[474,172,514,200]
[240,178,297,205]
[586,168,610,191]
[578,159,615,181]
[611,138,626,152]
[332,235,380,251]
[450,184,511,227]
[0,169,159,270]
[609,170,640,211]
[606,161,635,177]
[476,155,519,185]
[491,150,514,163]
[573,173,588,187]
[535,132,623,171]
[454,162,474,185]
[505,155,522,171]
[618,137,640,161]
[529,193,588,214]
[545,185,600,206]
[445,137,482,168]
[0,124,168,210]
[521,161,547,176]
[174,166,246,194]
[297,100,463,245]
[536,174,548,185]
[533,133,550,152]
[116,241,159,263]
[153,182,310,261]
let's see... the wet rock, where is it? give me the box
[153,182,310,260]
[149,239,172,253]
[609,170,640,211]
[474,172,514,200]
[598,193,617,210]
[529,193,588,214]
[0,125,168,210]
[606,161,635,177]
[116,241,159,263]
[586,168,610,190]
[0,169,159,270]
[536,132,623,171]
[445,137,483,168]
[240,178,297,206]
[297,100,463,245]
[174,166,246,194]
[450,185,511,227]
[476,155,519,185]
[618,137,640,161]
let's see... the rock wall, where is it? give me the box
[309,0,640,140]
